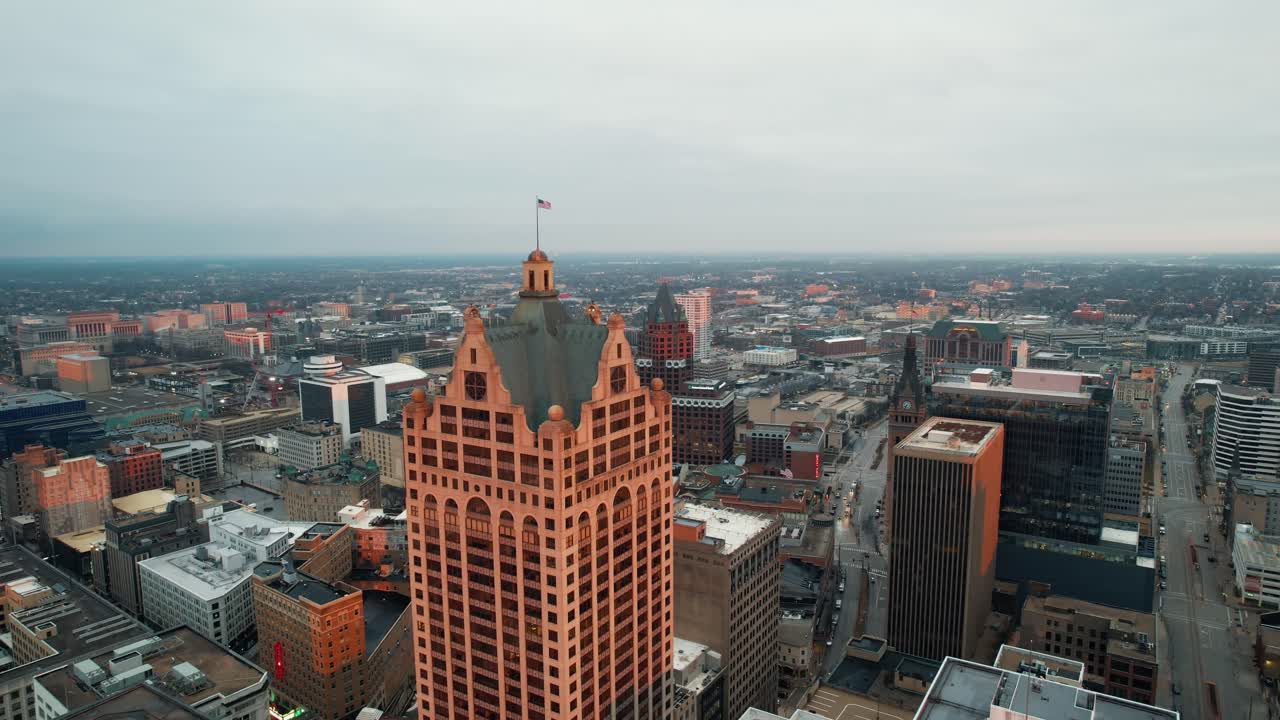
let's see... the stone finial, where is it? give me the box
[607,312,625,330]
[411,388,427,405]
[651,378,665,392]
[464,305,484,332]
[585,302,603,325]
[547,404,565,422]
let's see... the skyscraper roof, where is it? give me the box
[647,282,686,324]
[485,250,610,429]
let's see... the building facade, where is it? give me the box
[299,371,387,442]
[137,543,259,650]
[18,343,98,377]
[1212,385,1280,480]
[222,326,271,360]
[32,456,112,538]
[53,354,110,393]
[101,497,204,619]
[1019,594,1159,705]
[888,417,1004,661]
[361,421,405,488]
[277,422,344,471]
[672,380,737,467]
[672,503,780,720]
[1103,437,1146,518]
[676,290,712,361]
[929,369,1112,545]
[403,249,675,720]
[99,441,165,498]
[283,462,379,523]
[923,319,1011,367]
[636,283,695,392]
[199,302,249,327]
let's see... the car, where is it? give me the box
[826,639,833,647]
[1159,525,1167,535]
[831,615,839,625]
[1160,555,1167,565]
[1159,581,1167,590]
[835,599,842,609]
[838,581,846,592]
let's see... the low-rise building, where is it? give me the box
[98,441,165,498]
[1018,594,1159,705]
[31,455,112,538]
[30,626,269,720]
[1235,523,1280,608]
[277,421,343,471]
[743,346,799,367]
[153,439,224,487]
[673,638,725,720]
[0,545,150,720]
[914,646,1177,719]
[138,543,259,651]
[283,460,379,523]
[197,407,299,450]
[18,342,98,377]
[100,496,205,620]
[54,354,110,394]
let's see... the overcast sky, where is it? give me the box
[2,2,1278,257]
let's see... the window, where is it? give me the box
[610,366,626,393]
[465,372,487,401]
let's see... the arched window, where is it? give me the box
[465,371,487,401]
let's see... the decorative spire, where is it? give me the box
[520,248,557,298]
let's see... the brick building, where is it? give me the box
[403,249,675,720]
[98,441,165,497]
[31,455,112,538]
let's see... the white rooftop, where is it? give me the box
[675,503,774,554]
[819,336,865,343]
[673,637,712,675]
[138,543,254,602]
[357,362,428,384]
[898,417,1001,457]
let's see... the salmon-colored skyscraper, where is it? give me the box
[404,249,675,720]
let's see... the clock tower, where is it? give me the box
[885,333,927,537]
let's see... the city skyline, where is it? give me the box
[4,2,1280,257]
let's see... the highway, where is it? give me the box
[819,418,889,678]
[1156,365,1264,719]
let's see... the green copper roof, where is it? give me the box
[927,319,1006,342]
[487,295,609,430]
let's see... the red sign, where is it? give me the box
[274,641,285,680]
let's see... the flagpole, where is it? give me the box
[535,198,540,251]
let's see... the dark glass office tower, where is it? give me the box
[928,371,1113,545]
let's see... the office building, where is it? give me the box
[138,543,259,650]
[361,421,405,488]
[677,290,713,361]
[808,336,866,357]
[54,354,110,394]
[672,639,725,720]
[1,445,63,521]
[15,320,72,347]
[222,326,271,360]
[199,302,249,327]
[314,301,350,318]
[1018,594,1159,704]
[1103,437,1146,518]
[1212,385,1280,479]
[674,502,780,720]
[18,343,97,377]
[97,441,164,498]
[742,347,798,367]
[929,369,1112,545]
[196,407,299,449]
[153,439,223,486]
[694,357,731,383]
[31,626,269,720]
[314,331,428,364]
[923,319,1011,367]
[1247,349,1280,391]
[636,283,695,391]
[403,249,675,720]
[283,460,379,522]
[142,309,207,333]
[100,497,205,619]
[914,646,1177,719]
[888,417,1004,661]
[0,391,103,457]
[277,421,343,471]
[0,545,150,720]
[64,311,142,352]
[299,363,387,442]
[252,560,411,720]
[673,380,737,467]
[30,455,112,539]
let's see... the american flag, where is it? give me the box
[537,198,552,210]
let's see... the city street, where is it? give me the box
[819,418,889,677]
[1157,366,1264,719]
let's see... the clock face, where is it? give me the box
[901,400,913,411]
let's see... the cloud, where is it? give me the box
[1,1,1278,256]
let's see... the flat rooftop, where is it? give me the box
[993,645,1084,684]
[674,503,775,554]
[60,684,208,720]
[932,379,1094,404]
[0,390,83,410]
[0,545,148,682]
[82,387,196,416]
[918,655,1177,720]
[363,590,411,653]
[138,543,255,602]
[898,417,1002,457]
[34,626,264,715]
